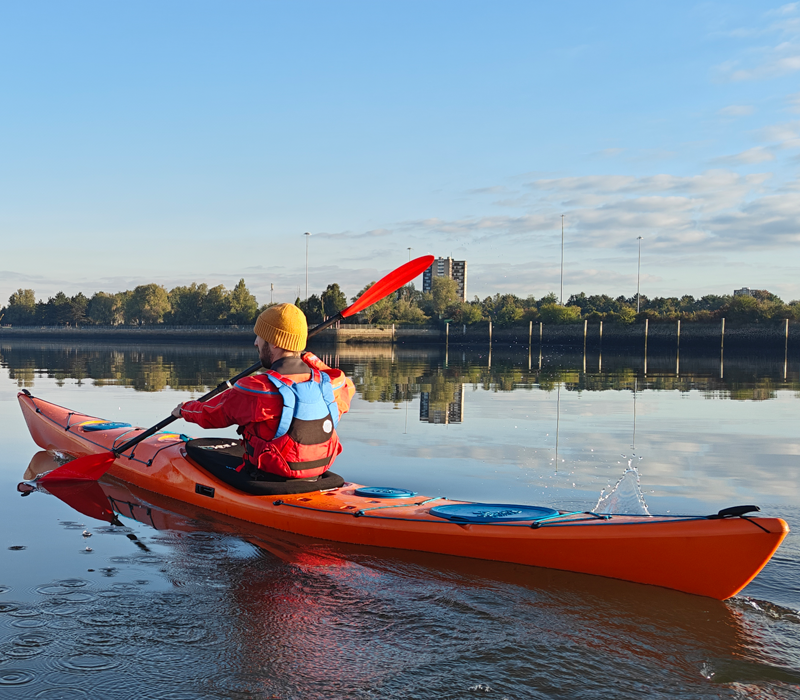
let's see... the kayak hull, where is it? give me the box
[19,392,789,600]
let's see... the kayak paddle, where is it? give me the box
[37,255,434,484]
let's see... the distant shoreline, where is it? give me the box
[0,321,796,355]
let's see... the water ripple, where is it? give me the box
[42,603,80,617]
[59,652,122,672]
[77,611,134,627]
[12,619,48,629]
[3,644,45,659]
[34,687,91,700]
[0,668,36,685]
[12,632,53,647]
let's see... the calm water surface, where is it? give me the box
[1,339,799,699]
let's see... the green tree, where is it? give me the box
[608,306,636,324]
[751,289,782,303]
[69,293,89,326]
[393,298,428,323]
[321,283,348,318]
[490,294,523,326]
[87,292,119,325]
[202,284,230,324]
[725,295,761,323]
[3,289,37,325]
[38,292,73,325]
[538,293,559,307]
[229,279,259,324]
[353,283,380,323]
[538,303,582,324]
[452,301,483,325]
[298,295,324,324]
[168,283,208,324]
[126,284,171,325]
[428,277,459,318]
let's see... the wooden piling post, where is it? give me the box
[529,320,533,347]
[644,318,649,376]
[488,320,492,345]
[721,318,725,349]
[785,318,790,381]
[583,319,587,372]
[677,319,681,349]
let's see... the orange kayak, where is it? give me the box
[18,391,789,600]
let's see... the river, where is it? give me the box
[1,339,798,699]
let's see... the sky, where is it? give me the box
[1,0,800,307]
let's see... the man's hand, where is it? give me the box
[171,403,185,418]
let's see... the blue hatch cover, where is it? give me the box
[354,486,418,499]
[82,422,132,432]
[429,503,559,523]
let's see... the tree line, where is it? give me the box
[319,277,800,326]
[2,277,798,327]
[0,280,260,326]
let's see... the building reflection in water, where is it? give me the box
[419,383,464,424]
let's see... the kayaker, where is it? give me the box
[172,303,355,483]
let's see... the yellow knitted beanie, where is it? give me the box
[253,304,308,352]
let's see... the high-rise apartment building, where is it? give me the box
[422,257,468,302]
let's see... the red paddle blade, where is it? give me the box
[38,452,117,484]
[342,255,434,318]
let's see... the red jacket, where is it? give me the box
[180,353,355,477]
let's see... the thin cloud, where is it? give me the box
[709,147,775,165]
[590,148,625,158]
[718,105,755,116]
[756,119,800,142]
[714,4,800,82]
[467,186,507,195]
[394,169,795,256]
[312,228,394,240]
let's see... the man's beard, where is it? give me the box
[259,344,273,368]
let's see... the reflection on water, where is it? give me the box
[2,340,800,698]
[9,452,800,699]
[2,339,798,402]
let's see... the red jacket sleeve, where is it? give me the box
[179,376,283,431]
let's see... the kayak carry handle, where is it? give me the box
[708,505,760,519]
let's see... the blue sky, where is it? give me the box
[2,1,799,307]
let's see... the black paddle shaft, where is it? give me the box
[111,311,345,457]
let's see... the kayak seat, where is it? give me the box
[185,438,345,496]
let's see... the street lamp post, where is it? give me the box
[636,236,643,313]
[560,214,565,305]
[407,247,412,262]
[270,283,274,305]
[304,232,311,300]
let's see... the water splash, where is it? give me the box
[593,464,651,516]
